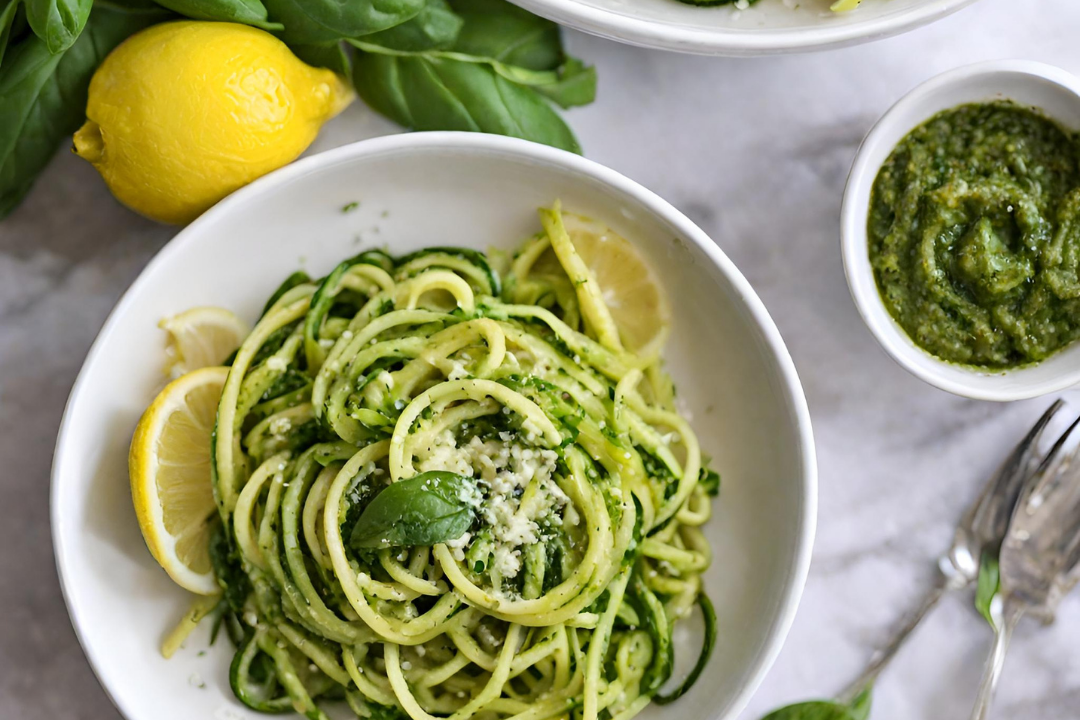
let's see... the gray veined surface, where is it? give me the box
[3,0,1080,717]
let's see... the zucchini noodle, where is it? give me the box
[202,203,720,720]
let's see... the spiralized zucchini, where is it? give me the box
[204,203,720,720]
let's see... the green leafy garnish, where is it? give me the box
[349,470,478,549]
[0,3,165,218]
[350,0,594,155]
[25,0,92,53]
[760,688,872,720]
[700,467,721,497]
[0,0,596,220]
[151,0,282,30]
[975,550,1000,628]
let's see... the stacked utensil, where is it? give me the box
[765,401,1080,719]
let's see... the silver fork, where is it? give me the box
[969,411,1080,720]
[836,401,1065,703]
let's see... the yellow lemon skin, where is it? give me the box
[73,21,353,225]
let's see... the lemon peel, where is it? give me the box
[74,21,353,225]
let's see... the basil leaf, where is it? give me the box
[263,0,424,45]
[760,702,861,720]
[24,0,90,53]
[759,688,871,720]
[530,57,595,110]
[450,0,559,70]
[290,41,351,75]
[349,470,477,549]
[152,0,282,30]
[361,0,461,53]
[0,5,163,218]
[448,0,596,108]
[93,0,170,12]
[0,0,20,67]
[353,52,580,153]
[209,520,250,612]
[848,689,872,720]
[699,467,720,497]
[975,550,1000,628]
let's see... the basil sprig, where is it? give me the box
[348,0,594,153]
[760,689,872,720]
[152,0,282,30]
[25,0,92,53]
[0,0,595,221]
[349,470,478,549]
[0,3,165,216]
[975,550,1000,628]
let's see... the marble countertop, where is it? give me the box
[3,0,1079,717]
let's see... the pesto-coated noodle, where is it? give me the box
[203,203,720,720]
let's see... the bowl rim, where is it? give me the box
[51,131,818,720]
[840,59,1080,401]
[508,0,981,56]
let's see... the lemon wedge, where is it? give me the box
[537,212,671,358]
[130,366,228,595]
[160,306,249,378]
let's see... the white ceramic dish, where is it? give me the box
[842,60,1080,401]
[510,0,980,56]
[52,133,815,720]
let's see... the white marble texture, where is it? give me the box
[2,0,1079,717]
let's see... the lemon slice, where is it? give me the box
[130,366,228,595]
[537,212,671,358]
[161,306,249,378]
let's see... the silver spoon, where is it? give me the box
[837,401,1065,703]
[968,412,1080,720]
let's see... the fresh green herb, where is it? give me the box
[351,51,581,153]
[261,0,424,45]
[349,470,477,548]
[350,0,593,154]
[366,702,411,720]
[289,39,351,75]
[975,550,1000,628]
[151,0,281,30]
[25,0,91,53]
[361,0,460,52]
[0,0,597,220]
[849,689,871,720]
[700,467,721,497]
[208,521,251,612]
[341,201,359,213]
[0,0,23,67]
[0,4,164,218]
[759,689,873,720]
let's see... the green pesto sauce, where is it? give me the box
[868,101,1080,368]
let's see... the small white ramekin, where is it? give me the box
[841,60,1080,402]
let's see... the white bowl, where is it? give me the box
[510,0,980,56]
[51,133,816,720]
[841,60,1080,401]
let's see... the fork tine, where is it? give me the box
[1026,412,1080,499]
[972,401,1067,540]
[1002,400,1064,476]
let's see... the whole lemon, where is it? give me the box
[73,21,353,225]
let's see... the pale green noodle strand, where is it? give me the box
[198,205,720,720]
